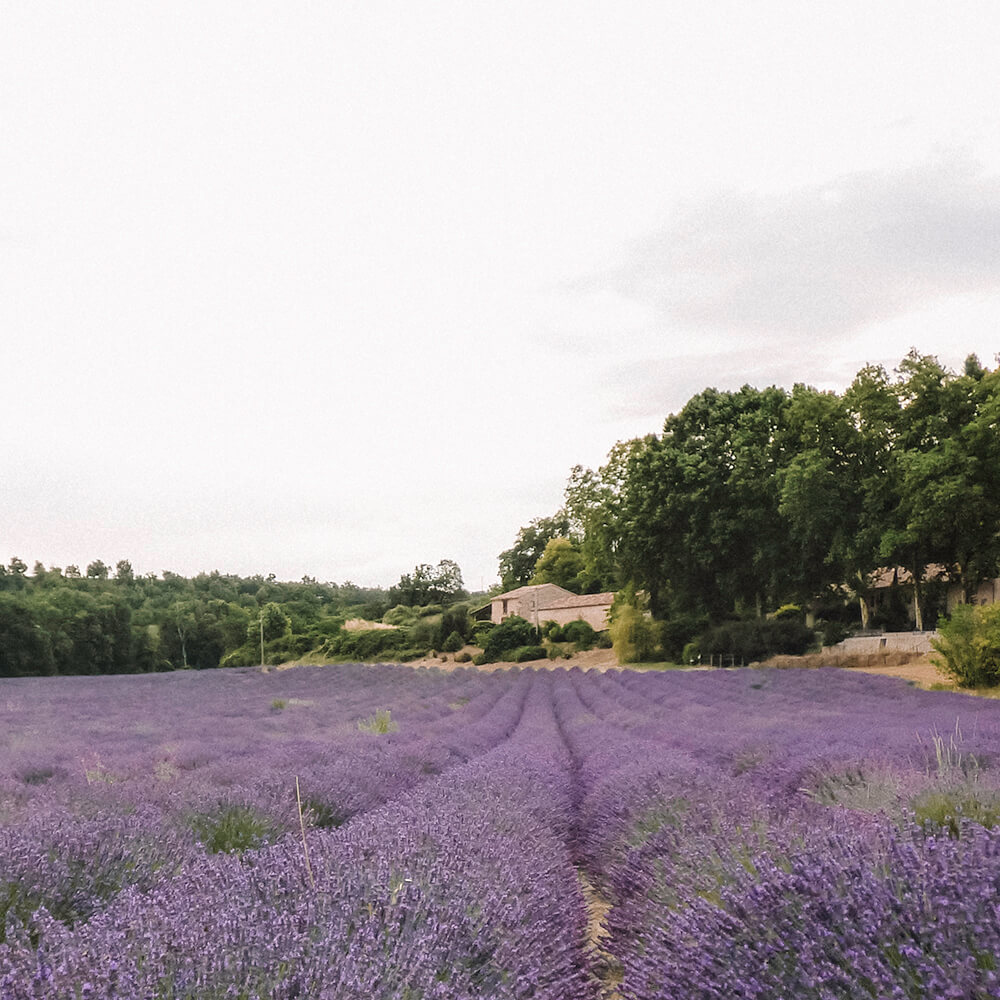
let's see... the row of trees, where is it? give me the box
[0,559,469,677]
[499,351,1000,641]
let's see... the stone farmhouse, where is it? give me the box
[474,584,615,632]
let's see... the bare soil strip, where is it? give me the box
[578,869,624,999]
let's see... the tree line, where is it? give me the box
[0,558,469,677]
[498,350,1000,655]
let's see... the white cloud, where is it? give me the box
[601,159,1000,339]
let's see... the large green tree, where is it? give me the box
[620,386,793,618]
[497,514,572,591]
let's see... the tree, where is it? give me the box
[529,538,586,592]
[498,514,572,591]
[257,602,291,643]
[562,440,635,593]
[619,386,793,618]
[86,560,110,580]
[389,560,465,606]
[932,603,1000,688]
[0,593,55,676]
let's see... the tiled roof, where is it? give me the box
[539,591,615,610]
[490,583,575,602]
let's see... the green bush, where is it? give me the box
[819,620,851,648]
[610,604,660,664]
[659,613,710,661]
[453,651,472,663]
[681,640,701,665]
[513,645,547,663]
[595,631,613,649]
[482,616,537,662]
[189,804,281,854]
[440,630,464,653]
[471,620,496,645]
[563,619,596,650]
[772,603,804,621]
[540,620,564,641]
[383,604,418,626]
[357,708,398,734]
[699,619,816,662]
[911,786,1000,837]
[472,653,487,666]
[932,604,1000,688]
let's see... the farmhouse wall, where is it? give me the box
[539,593,615,632]
[488,583,576,625]
[484,585,615,630]
[946,577,1000,612]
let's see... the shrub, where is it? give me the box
[660,613,710,661]
[471,620,496,645]
[699,619,816,662]
[453,651,472,663]
[189,804,281,854]
[595,631,613,649]
[932,603,1000,688]
[772,603,804,622]
[562,619,596,650]
[482,616,537,662]
[436,605,472,647]
[441,630,464,653]
[383,604,417,626]
[819,620,851,648]
[472,653,488,666]
[357,709,398,734]
[513,645,547,663]
[540,620,564,641]
[681,640,701,665]
[610,604,660,664]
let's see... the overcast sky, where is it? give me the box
[3,2,1000,591]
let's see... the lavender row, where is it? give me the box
[552,668,1000,999]
[0,665,532,948]
[1,672,595,999]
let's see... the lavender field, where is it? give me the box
[1,664,999,999]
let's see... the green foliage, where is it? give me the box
[389,559,465,607]
[325,627,409,662]
[819,620,852,648]
[472,653,488,666]
[681,640,701,665]
[383,604,418,626]
[699,619,817,662]
[529,537,585,592]
[512,645,547,663]
[189,804,282,854]
[660,612,710,661]
[470,620,496,645]
[453,651,472,663]
[932,603,1000,688]
[609,603,660,664]
[481,616,537,662]
[357,708,398,734]
[562,619,596,650]
[911,787,1000,837]
[440,630,464,653]
[436,604,472,647]
[498,514,573,590]
[772,603,804,621]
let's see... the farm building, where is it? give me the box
[474,584,614,632]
